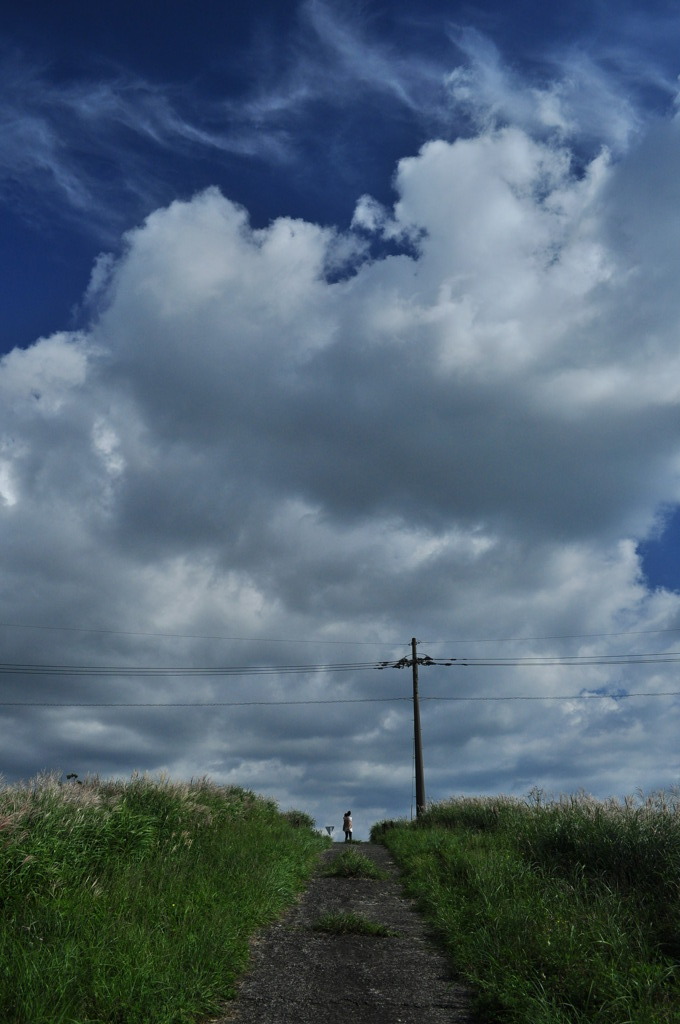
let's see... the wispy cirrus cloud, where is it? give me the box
[247,1,679,150]
[0,52,294,239]
[443,26,650,152]
[2,1,678,245]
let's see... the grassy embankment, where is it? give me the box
[0,772,327,1024]
[372,791,680,1024]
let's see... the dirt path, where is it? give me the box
[213,842,478,1024]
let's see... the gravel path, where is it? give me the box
[212,842,478,1024]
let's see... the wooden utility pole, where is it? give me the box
[412,637,426,817]
[380,640,431,818]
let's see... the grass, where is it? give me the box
[0,771,328,1024]
[372,791,680,1024]
[323,848,389,879]
[312,911,398,937]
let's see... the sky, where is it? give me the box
[3,0,680,836]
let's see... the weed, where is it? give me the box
[0,772,326,1024]
[313,911,398,937]
[379,792,680,1024]
[323,848,389,879]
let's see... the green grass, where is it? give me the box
[0,771,328,1024]
[312,911,398,936]
[323,848,389,879]
[373,791,680,1024]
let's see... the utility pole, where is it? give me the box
[380,640,434,818]
[411,637,426,817]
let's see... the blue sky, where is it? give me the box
[3,0,680,832]
[5,0,678,351]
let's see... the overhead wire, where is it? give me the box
[422,627,680,644]
[424,653,680,667]
[0,621,408,647]
[3,618,680,647]
[2,640,680,709]
[2,691,680,707]
[0,697,409,707]
[3,648,680,677]
[0,660,381,676]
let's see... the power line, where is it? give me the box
[423,627,680,644]
[2,691,680,707]
[0,621,407,647]
[0,697,409,707]
[380,652,680,668]
[0,661,382,676]
[3,648,680,677]
[3,617,680,647]
[422,692,680,701]
[428,654,680,667]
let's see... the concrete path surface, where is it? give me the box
[213,842,479,1024]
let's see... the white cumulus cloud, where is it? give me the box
[3,99,680,829]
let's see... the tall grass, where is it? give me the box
[0,772,327,1024]
[373,791,680,1023]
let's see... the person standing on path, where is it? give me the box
[343,810,352,842]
